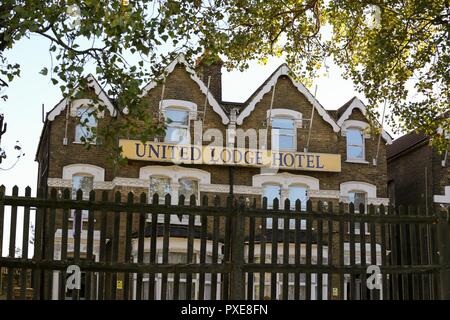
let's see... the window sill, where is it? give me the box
[73,141,97,145]
[272,148,297,152]
[345,159,369,164]
[347,231,371,235]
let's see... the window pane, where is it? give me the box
[347,129,363,145]
[289,186,308,211]
[72,175,93,200]
[179,178,199,200]
[271,118,295,150]
[169,253,187,264]
[272,118,294,129]
[349,192,366,215]
[347,146,364,159]
[150,177,171,200]
[75,108,97,142]
[272,130,294,150]
[165,127,188,144]
[165,109,189,125]
[262,184,281,208]
[278,135,294,149]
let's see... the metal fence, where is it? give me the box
[0,185,449,300]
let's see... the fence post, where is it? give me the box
[438,208,450,299]
[230,197,245,299]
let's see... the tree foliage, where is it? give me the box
[0,0,448,150]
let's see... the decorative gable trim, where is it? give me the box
[235,64,340,132]
[337,97,393,144]
[140,54,229,125]
[47,75,116,121]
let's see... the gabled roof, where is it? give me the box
[235,64,340,132]
[386,131,429,159]
[46,74,116,121]
[337,97,393,144]
[140,54,230,125]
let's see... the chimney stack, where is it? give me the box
[195,53,223,102]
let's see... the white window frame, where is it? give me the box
[143,167,209,226]
[149,175,172,204]
[255,173,319,230]
[271,116,296,151]
[160,100,197,145]
[63,164,105,225]
[262,183,282,229]
[348,190,369,235]
[178,177,200,204]
[267,109,302,152]
[70,174,93,235]
[346,128,365,162]
[164,107,191,145]
[74,106,98,144]
[342,120,369,163]
[340,181,376,235]
[287,184,309,230]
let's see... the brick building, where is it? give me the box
[387,126,450,210]
[36,55,392,300]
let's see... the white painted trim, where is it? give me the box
[140,54,229,125]
[236,64,340,132]
[47,178,343,199]
[47,74,116,121]
[267,108,302,121]
[62,164,105,182]
[70,99,105,118]
[434,186,450,204]
[341,120,370,136]
[344,123,367,162]
[269,110,299,152]
[340,181,377,198]
[139,165,211,184]
[160,99,197,112]
[337,97,393,144]
[345,159,370,164]
[253,172,320,190]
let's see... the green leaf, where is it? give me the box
[39,67,48,76]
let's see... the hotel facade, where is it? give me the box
[35,55,392,300]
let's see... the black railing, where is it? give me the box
[0,185,449,300]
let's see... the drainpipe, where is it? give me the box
[228,108,238,196]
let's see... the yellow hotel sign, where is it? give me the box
[119,140,341,172]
